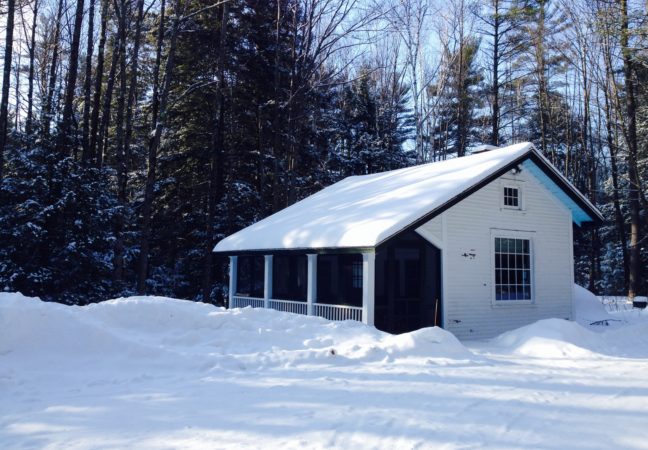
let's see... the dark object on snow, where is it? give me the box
[589,319,622,326]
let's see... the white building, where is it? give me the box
[213,143,603,339]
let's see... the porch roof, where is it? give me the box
[214,142,603,253]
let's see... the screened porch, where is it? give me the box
[228,252,375,325]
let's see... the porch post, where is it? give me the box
[362,252,375,326]
[307,254,317,316]
[264,255,273,309]
[228,255,238,309]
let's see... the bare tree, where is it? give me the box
[0,0,16,179]
[202,0,230,302]
[81,0,96,161]
[23,0,40,136]
[42,0,64,137]
[88,0,109,164]
[618,0,642,304]
[381,0,432,163]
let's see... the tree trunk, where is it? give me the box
[271,0,283,212]
[58,0,86,155]
[535,0,550,160]
[137,0,170,294]
[81,0,96,162]
[42,0,64,137]
[96,31,121,168]
[618,0,642,304]
[123,0,146,168]
[89,0,109,165]
[202,2,229,303]
[0,0,16,179]
[490,0,500,146]
[25,0,39,136]
[112,0,129,288]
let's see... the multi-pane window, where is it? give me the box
[503,186,519,208]
[495,237,531,301]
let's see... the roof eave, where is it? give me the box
[212,246,376,256]
[526,151,605,226]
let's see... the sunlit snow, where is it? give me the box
[2,287,648,449]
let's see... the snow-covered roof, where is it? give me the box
[214,142,602,253]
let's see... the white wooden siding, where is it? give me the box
[417,168,573,340]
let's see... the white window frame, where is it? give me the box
[500,181,524,211]
[490,229,535,306]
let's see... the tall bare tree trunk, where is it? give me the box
[271,0,283,212]
[89,0,109,164]
[42,0,64,137]
[618,0,642,304]
[137,0,170,294]
[202,2,229,302]
[58,0,86,155]
[81,0,96,162]
[535,0,550,160]
[113,0,129,288]
[123,0,146,166]
[25,0,39,136]
[0,0,16,179]
[96,31,121,167]
[490,0,500,146]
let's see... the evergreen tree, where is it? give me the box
[0,138,118,304]
[430,38,483,158]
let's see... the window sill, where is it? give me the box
[500,207,525,212]
[491,300,535,308]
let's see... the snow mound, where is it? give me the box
[382,327,471,357]
[573,283,611,326]
[334,326,474,364]
[491,285,648,359]
[0,293,160,365]
[493,318,605,358]
[0,293,475,372]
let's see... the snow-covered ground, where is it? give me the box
[2,287,648,450]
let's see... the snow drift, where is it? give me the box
[3,289,648,450]
[0,293,475,372]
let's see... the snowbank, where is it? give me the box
[0,293,474,372]
[3,291,648,450]
[490,285,648,358]
[4,286,646,370]
[492,318,605,358]
[573,283,610,326]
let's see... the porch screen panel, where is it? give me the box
[495,237,531,301]
[236,255,264,298]
[317,254,362,307]
[272,255,307,301]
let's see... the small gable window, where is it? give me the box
[503,186,520,208]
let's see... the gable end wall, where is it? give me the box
[417,167,574,340]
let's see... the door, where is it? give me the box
[374,231,441,334]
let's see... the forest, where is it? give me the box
[0,0,645,305]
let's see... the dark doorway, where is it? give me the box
[374,231,441,334]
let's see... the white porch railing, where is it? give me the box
[314,303,363,322]
[268,298,308,315]
[230,295,362,322]
[231,296,264,309]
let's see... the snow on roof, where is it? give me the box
[213,142,586,253]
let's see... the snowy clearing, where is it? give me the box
[2,288,648,450]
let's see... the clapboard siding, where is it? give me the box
[419,168,573,340]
